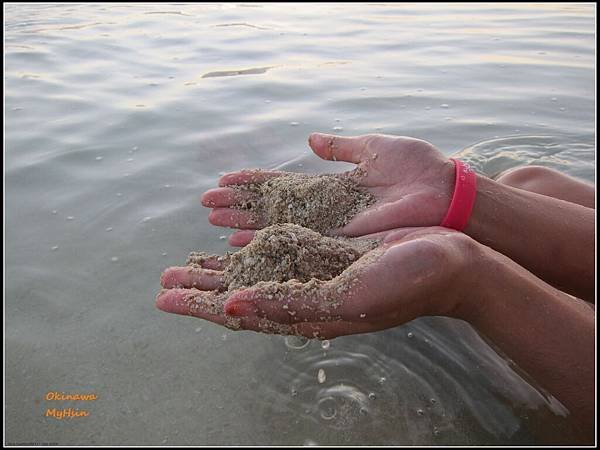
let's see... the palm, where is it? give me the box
[156,227,467,339]
[202,133,455,240]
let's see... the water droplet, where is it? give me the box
[378,376,386,385]
[111,256,119,262]
[51,210,58,215]
[219,235,227,240]
[433,427,440,436]
[291,388,298,397]
[417,409,424,416]
[222,333,228,341]
[368,392,376,400]
[164,184,171,188]
[132,146,139,151]
[66,216,74,221]
[407,332,414,338]
[141,216,152,223]
[559,107,566,111]
[332,126,344,131]
[440,104,449,108]
[162,252,168,256]
[430,398,436,405]
[95,156,103,161]
[321,340,330,350]
[289,121,299,126]
[51,245,59,251]
[318,397,336,420]
[105,227,113,232]
[551,97,557,102]
[359,313,366,318]
[264,99,271,103]
[317,368,326,384]
[284,335,310,350]
[359,407,369,415]
[127,158,134,162]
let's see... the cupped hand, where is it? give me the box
[201,133,456,244]
[155,227,476,339]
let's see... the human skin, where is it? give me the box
[156,227,595,443]
[201,133,595,303]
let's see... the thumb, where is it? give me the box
[308,132,368,164]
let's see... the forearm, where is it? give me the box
[465,174,595,302]
[456,247,595,442]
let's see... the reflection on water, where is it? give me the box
[5,2,594,446]
[454,135,595,182]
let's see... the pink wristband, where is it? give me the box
[440,159,477,231]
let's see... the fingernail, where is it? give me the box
[225,301,257,317]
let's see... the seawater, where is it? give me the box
[5,3,595,445]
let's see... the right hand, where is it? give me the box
[201,133,456,245]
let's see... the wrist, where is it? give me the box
[420,233,494,320]
[441,236,503,323]
[463,173,506,244]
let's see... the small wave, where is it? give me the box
[201,66,275,78]
[215,22,270,30]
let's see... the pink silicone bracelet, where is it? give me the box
[440,159,477,231]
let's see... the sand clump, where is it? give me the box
[232,172,375,233]
[183,223,379,334]
[223,223,377,290]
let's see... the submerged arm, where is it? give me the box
[465,174,595,303]
[456,243,595,443]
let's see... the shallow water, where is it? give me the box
[5,3,595,445]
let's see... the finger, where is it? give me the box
[186,252,229,270]
[330,198,443,237]
[343,227,429,243]
[228,229,256,247]
[218,169,284,187]
[223,281,357,325]
[160,266,224,290]
[308,133,370,164]
[156,288,227,320]
[201,187,256,208]
[208,208,265,229]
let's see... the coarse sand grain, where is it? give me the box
[232,172,374,233]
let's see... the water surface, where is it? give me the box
[5,3,595,445]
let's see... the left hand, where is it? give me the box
[156,227,476,339]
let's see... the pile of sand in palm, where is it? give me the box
[221,223,377,290]
[232,172,375,233]
[183,223,378,333]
